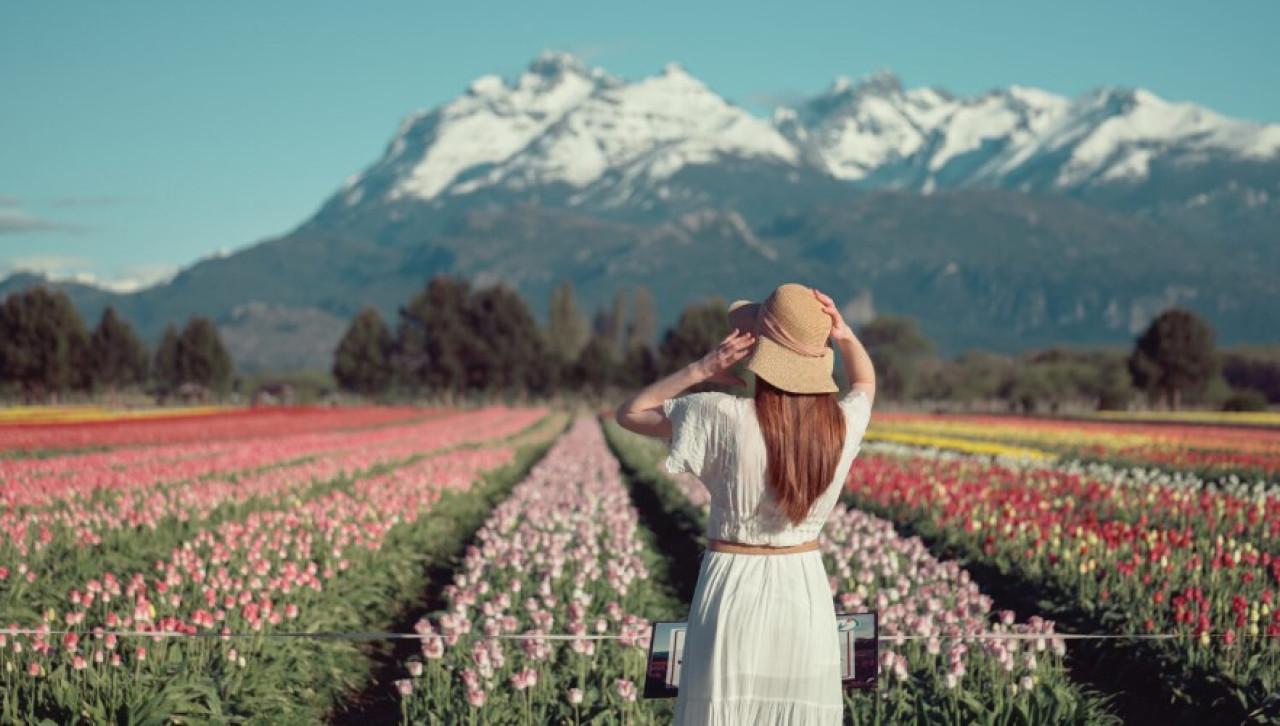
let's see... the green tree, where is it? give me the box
[153,325,181,392]
[618,343,660,390]
[547,280,589,363]
[628,286,657,352]
[1222,347,1280,403]
[466,284,547,393]
[573,334,617,394]
[592,291,628,357]
[176,316,234,395]
[1128,308,1217,410]
[0,287,91,400]
[658,298,729,376]
[333,306,393,397]
[89,306,149,394]
[395,276,474,394]
[858,315,934,401]
[926,351,1012,404]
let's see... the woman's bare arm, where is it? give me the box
[814,289,876,408]
[615,328,756,439]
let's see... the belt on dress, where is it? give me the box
[706,539,820,555]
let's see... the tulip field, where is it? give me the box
[868,412,1280,480]
[0,404,1277,724]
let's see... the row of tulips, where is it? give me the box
[395,418,682,725]
[0,405,434,452]
[870,412,1280,480]
[0,408,556,723]
[845,444,1280,717]
[1,408,543,622]
[602,421,1115,725]
[2,407,456,509]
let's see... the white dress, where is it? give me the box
[662,390,873,726]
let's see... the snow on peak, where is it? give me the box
[357,54,797,204]
[334,55,1280,210]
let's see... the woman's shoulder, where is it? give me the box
[664,391,748,429]
[837,388,873,437]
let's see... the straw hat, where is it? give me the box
[727,283,837,394]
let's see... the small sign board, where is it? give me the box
[642,611,878,699]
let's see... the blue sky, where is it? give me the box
[2,0,1277,291]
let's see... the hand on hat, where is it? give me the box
[813,289,855,344]
[693,328,756,387]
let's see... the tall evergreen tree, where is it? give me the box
[0,287,91,400]
[90,306,149,393]
[628,287,657,352]
[658,298,730,376]
[395,276,474,394]
[153,325,181,392]
[574,334,617,394]
[547,280,589,363]
[333,306,393,397]
[593,291,628,357]
[618,343,660,389]
[467,285,546,392]
[1128,308,1217,410]
[177,317,233,395]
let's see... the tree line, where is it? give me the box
[0,287,233,402]
[844,309,1274,412]
[3,280,1272,412]
[336,279,1277,412]
[333,277,733,400]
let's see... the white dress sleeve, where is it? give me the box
[661,392,719,479]
[839,389,873,445]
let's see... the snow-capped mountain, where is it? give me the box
[329,52,806,218]
[321,51,1280,221]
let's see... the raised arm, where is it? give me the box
[614,328,756,439]
[813,289,876,408]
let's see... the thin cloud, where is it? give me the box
[1,255,96,275]
[0,208,59,234]
[49,195,135,208]
[0,194,17,207]
[0,207,85,234]
[0,257,176,293]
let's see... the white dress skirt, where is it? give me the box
[673,549,843,725]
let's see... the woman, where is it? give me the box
[616,283,875,725]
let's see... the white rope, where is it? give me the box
[0,627,1267,642]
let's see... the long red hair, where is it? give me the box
[754,378,846,525]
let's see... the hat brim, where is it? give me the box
[745,336,838,394]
